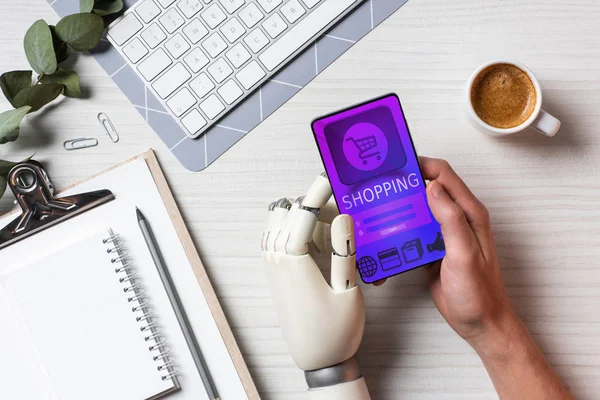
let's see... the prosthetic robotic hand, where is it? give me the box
[261,173,370,400]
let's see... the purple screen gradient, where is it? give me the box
[312,94,446,283]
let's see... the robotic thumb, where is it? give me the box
[330,215,357,292]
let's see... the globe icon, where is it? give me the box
[357,256,378,278]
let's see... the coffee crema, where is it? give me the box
[470,63,537,129]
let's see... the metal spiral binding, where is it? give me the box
[104,230,179,382]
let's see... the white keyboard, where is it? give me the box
[107,0,363,139]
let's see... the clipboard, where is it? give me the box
[0,150,260,400]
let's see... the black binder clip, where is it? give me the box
[0,160,115,250]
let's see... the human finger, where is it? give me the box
[425,260,442,283]
[426,180,482,260]
[419,157,494,257]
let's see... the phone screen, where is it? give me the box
[312,94,446,283]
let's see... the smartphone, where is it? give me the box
[311,94,446,283]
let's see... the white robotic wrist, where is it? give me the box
[307,379,370,400]
[304,356,360,388]
[305,357,370,400]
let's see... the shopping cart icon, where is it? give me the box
[345,136,382,165]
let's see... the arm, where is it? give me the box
[420,157,573,400]
[471,313,572,399]
[262,176,371,400]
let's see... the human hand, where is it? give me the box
[421,157,573,400]
[420,157,517,345]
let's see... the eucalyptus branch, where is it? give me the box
[0,0,125,198]
[34,73,45,85]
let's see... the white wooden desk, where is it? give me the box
[1,1,599,398]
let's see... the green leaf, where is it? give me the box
[0,106,32,144]
[0,155,33,198]
[49,25,71,64]
[12,84,64,113]
[0,71,32,107]
[40,69,81,98]
[0,175,6,199]
[80,0,94,12]
[55,13,105,52]
[24,20,58,75]
[0,155,33,175]
[93,0,124,16]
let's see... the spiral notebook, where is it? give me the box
[3,230,178,400]
[0,151,258,400]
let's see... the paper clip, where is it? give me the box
[63,137,99,151]
[98,112,119,143]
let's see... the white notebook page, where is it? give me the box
[0,157,247,400]
[4,232,176,400]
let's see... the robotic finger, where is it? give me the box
[311,201,340,253]
[330,215,357,293]
[261,202,277,251]
[264,198,291,252]
[317,201,340,225]
[303,172,333,209]
[274,197,306,253]
[284,173,333,255]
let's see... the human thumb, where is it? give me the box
[426,180,478,255]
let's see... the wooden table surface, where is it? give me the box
[1,0,599,398]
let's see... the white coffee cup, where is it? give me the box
[465,60,561,137]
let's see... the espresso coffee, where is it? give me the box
[470,63,537,129]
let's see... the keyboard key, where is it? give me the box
[218,79,243,104]
[225,43,251,68]
[236,60,265,89]
[260,0,355,71]
[244,28,269,53]
[177,0,203,18]
[202,32,228,57]
[220,18,246,43]
[156,0,176,7]
[184,48,210,72]
[262,13,287,39]
[183,19,209,43]
[301,0,319,8]
[109,0,362,141]
[281,0,305,23]
[167,88,197,116]
[152,63,191,98]
[207,58,233,83]
[165,33,191,58]
[201,4,227,29]
[159,8,185,33]
[141,23,167,48]
[200,94,225,119]
[181,109,207,136]
[190,73,215,98]
[218,0,245,14]
[108,14,143,46]
[136,0,161,23]
[257,0,282,13]
[122,38,148,63]
[137,48,172,80]
[238,3,263,28]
